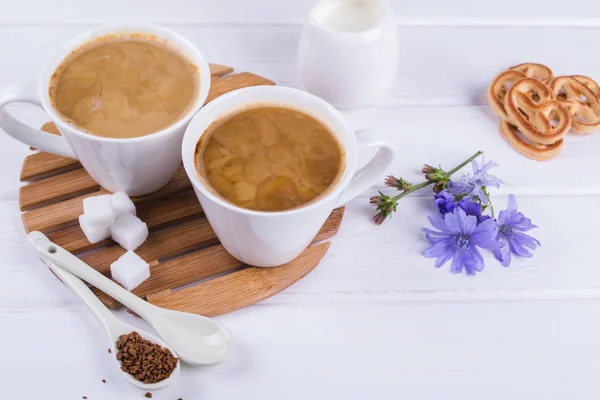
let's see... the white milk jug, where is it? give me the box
[297,0,399,109]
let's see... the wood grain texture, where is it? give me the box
[17,63,343,320]
[96,244,243,307]
[80,218,217,275]
[40,122,60,135]
[131,190,203,231]
[314,207,344,242]
[84,205,342,282]
[21,189,107,233]
[19,168,98,211]
[206,72,275,103]
[96,207,344,308]
[47,191,203,253]
[20,167,191,233]
[209,63,234,77]
[147,242,330,316]
[20,151,81,182]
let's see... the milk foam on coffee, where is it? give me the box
[50,38,198,138]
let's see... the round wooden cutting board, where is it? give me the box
[18,63,344,317]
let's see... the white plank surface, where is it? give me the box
[4,300,600,400]
[2,25,600,106]
[4,300,600,399]
[1,0,600,25]
[2,1,600,399]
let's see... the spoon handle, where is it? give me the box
[28,231,155,320]
[43,258,121,336]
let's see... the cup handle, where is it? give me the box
[0,84,76,158]
[336,128,395,207]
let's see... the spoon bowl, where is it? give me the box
[110,325,181,391]
[156,308,231,365]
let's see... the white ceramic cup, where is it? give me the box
[0,24,211,196]
[182,86,395,267]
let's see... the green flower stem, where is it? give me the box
[390,150,482,201]
[484,188,495,218]
[446,151,482,176]
[391,180,433,201]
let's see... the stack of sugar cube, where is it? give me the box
[79,191,145,248]
[79,191,150,291]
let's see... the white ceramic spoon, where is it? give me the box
[28,231,232,366]
[39,257,179,390]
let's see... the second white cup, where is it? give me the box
[182,86,395,267]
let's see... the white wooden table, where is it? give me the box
[2,1,600,398]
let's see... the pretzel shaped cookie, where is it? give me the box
[505,78,571,145]
[487,70,526,121]
[509,63,554,83]
[550,76,600,134]
[499,120,564,161]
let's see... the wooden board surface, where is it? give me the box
[18,63,343,316]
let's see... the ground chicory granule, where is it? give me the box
[115,332,178,384]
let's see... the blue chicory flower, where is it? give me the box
[422,207,504,275]
[434,190,483,220]
[434,190,459,214]
[449,153,502,205]
[458,200,483,219]
[478,215,492,223]
[493,194,541,266]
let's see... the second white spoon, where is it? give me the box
[28,231,232,366]
[40,258,180,390]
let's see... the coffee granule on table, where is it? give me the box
[102,379,106,383]
[145,392,152,398]
[116,331,178,384]
[108,348,112,354]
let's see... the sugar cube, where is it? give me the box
[78,214,111,244]
[110,213,148,251]
[110,251,150,291]
[83,194,116,226]
[111,191,136,219]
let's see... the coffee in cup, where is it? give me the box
[194,106,345,212]
[49,36,200,139]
